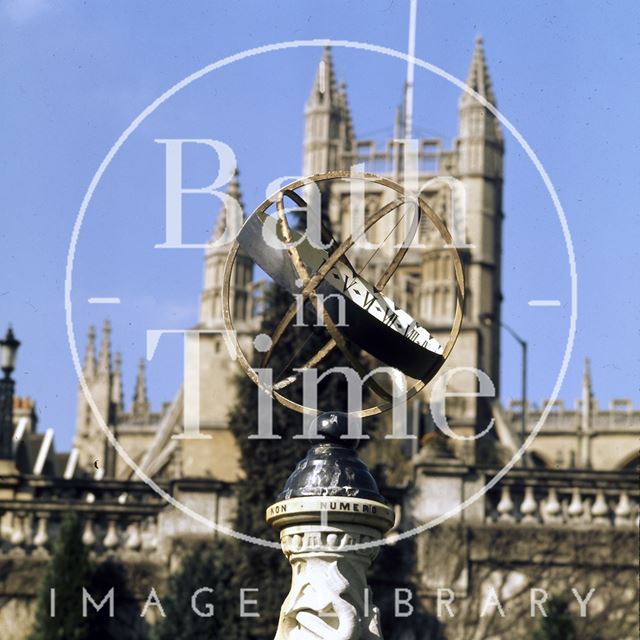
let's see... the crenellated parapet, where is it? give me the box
[506,398,640,470]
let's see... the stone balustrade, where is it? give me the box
[0,475,168,557]
[0,508,161,557]
[484,468,639,527]
[0,474,235,558]
[2,466,636,560]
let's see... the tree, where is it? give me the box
[530,596,577,640]
[150,541,237,640]
[29,512,93,640]
[87,559,148,640]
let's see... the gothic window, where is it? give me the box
[405,273,420,318]
[441,254,452,281]
[434,288,442,317]
[419,190,451,245]
[434,254,441,280]
[470,109,484,136]
[442,287,451,318]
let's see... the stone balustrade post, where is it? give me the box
[125,518,142,550]
[614,491,632,527]
[496,485,514,522]
[10,512,25,546]
[33,512,50,553]
[82,517,96,547]
[542,487,562,524]
[520,485,539,523]
[103,518,119,550]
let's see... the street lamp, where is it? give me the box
[0,326,20,379]
[0,326,20,461]
[480,313,528,466]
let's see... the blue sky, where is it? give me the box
[1,1,638,450]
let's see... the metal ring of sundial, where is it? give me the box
[222,171,465,418]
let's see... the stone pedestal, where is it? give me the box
[266,413,395,639]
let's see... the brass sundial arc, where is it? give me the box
[222,171,465,418]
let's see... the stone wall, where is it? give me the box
[370,524,638,640]
[413,524,638,639]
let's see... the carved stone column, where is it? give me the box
[267,413,395,640]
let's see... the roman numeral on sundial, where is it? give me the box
[383,309,398,327]
[362,291,377,311]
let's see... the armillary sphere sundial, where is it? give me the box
[223,171,465,417]
[222,171,465,640]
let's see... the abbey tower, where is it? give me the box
[72,37,504,478]
[300,40,503,455]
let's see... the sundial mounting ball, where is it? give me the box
[314,411,359,448]
[222,171,465,419]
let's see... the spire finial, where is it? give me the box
[580,357,594,467]
[111,352,124,412]
[308,47,337,105]
[582,357,592,395]
[83,325,97,379]
[97,319,111,375]
[132,357,150,419]
[227,168,241,202]
[462,35,496,105]
[211,167,244,246]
